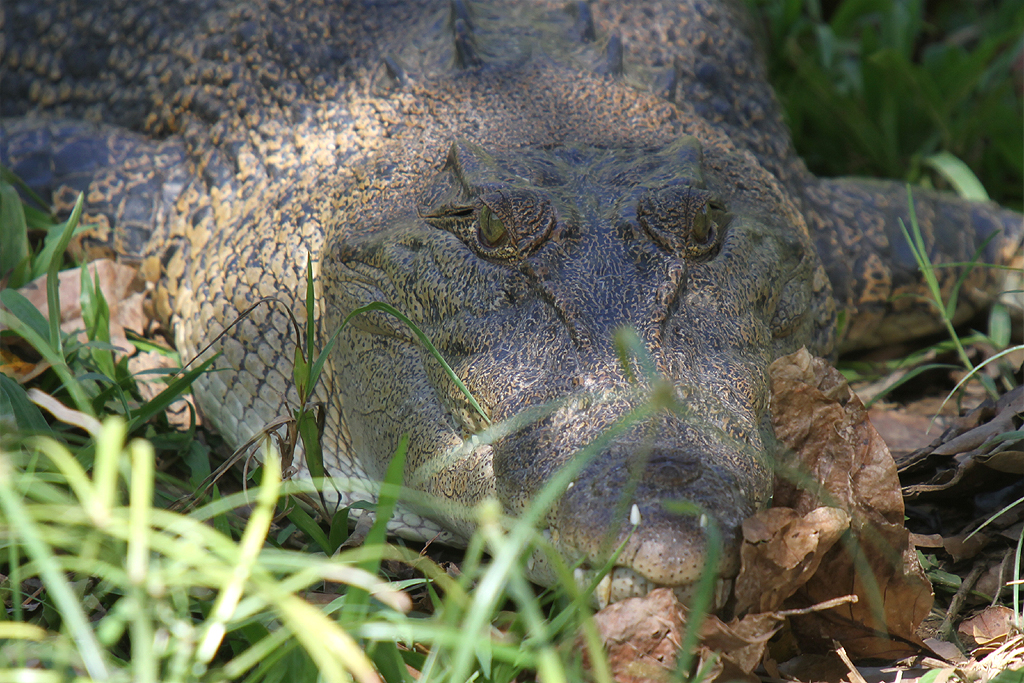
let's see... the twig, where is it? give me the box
[940,562,985,639]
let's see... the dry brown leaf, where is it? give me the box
[768,349,933,660]
[976,449,1024,474]
[0,347,51,384]
[922,637,965,664]
[900,386,1023,500]
[942,532,991,563]
[734,506,850,615]
[968,632,1024,677]
[698,611,785,675]
[958,606,1017,645]
[10,260,145,358]
[587,588,684,683]
[585,588,781,683]
[867,408,940,458]
[909,533,944,548]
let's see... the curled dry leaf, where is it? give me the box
[767,348,933,659]
[586,588,685,683]
[586,588,777,683]
[899,385,1024,500]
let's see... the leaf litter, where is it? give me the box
[587,348,1023,682]
[1,258,194,426]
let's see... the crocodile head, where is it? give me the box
[322,134,835,606]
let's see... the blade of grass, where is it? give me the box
[46,192,84,355]
[0,179,31,288]
[339,302,489,426]
[0,450,111,680]
[923,151,989,201]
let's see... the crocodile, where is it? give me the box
[2,0,1021,607]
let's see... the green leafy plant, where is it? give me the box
[751,0,1024,210]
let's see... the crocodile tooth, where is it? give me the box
[595,572,613,609]
[629,503,641,526]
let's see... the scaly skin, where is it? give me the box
[3,0,1021,606]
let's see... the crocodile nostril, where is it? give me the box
[645,455,700,489]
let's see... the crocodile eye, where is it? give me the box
[637,186,727,258]
[478,205,509,248]
[694,200,728,244]
[692,206,710,243]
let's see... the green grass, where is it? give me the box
[3,1,1023,679]
[750,0,1024,211]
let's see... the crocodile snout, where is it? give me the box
[544,439,769,605]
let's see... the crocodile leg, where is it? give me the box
[1,118,190,269]
[801,176,1024,350]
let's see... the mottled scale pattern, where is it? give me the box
[2,0,1021,602]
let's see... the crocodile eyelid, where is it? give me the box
[637,185,725,259]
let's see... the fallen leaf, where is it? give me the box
[900,386,1023,500]
[586,588,684,683]
[959,606,1017,645]
[768,349,933,659]
[698,611,784,675]
[867,408,941,458]
[734,506,850,615]
[909,533,944,548]
[0,347,50,384]
[9,260,144,359]
[922,637,965,664]
[942,532,990,563]
[976,449,1024,474]
[585,588,782,683]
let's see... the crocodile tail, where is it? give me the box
[801,176,1024,351]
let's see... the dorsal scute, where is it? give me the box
[417,139,504,215]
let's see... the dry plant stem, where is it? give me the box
[940,563,985,640]
[834,641,869,683]
[990,550,1012,608]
